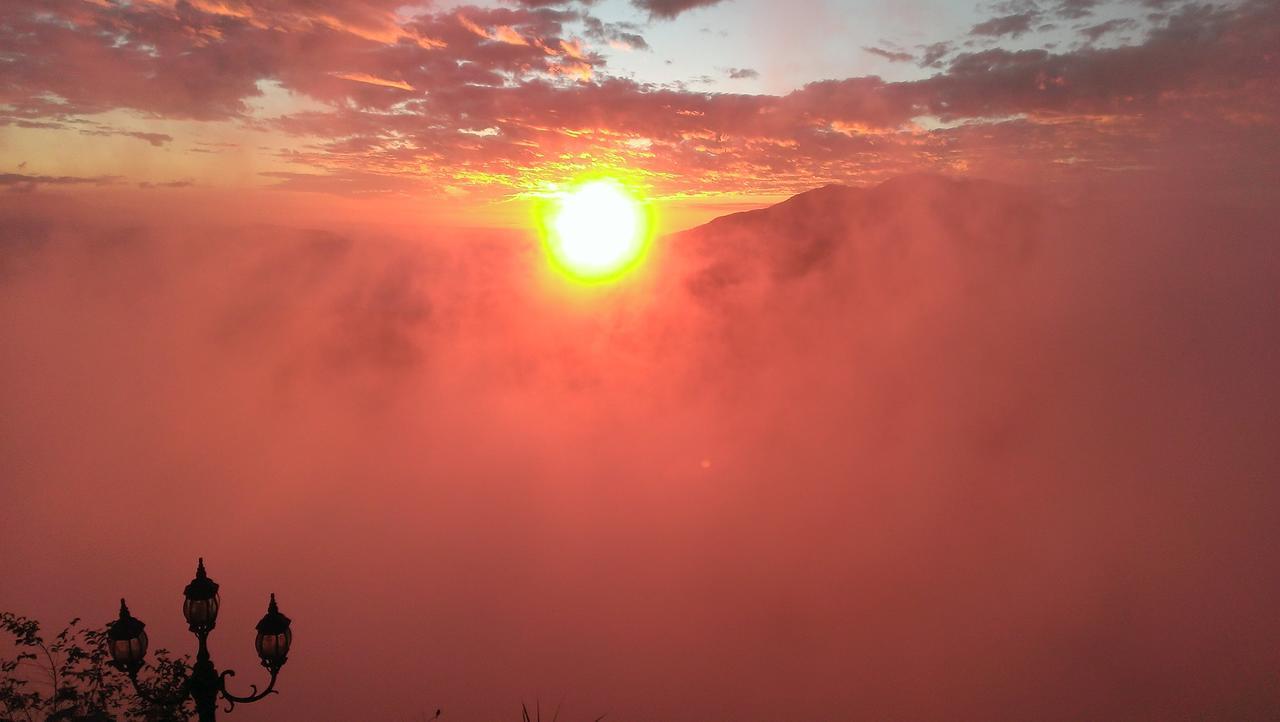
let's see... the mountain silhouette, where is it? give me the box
[676,174,1043,301]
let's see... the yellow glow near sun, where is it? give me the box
[536,176,653,283]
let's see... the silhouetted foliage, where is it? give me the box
[0,613,192,722]
[521,700,604,722]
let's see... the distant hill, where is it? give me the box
[673,174,1044,301]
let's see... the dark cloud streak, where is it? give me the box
[632,0,729,20]
[864,46,915,62]
[970,12,1040,37]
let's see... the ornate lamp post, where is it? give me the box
[107,558,293,722]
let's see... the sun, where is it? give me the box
[537,177,653,283]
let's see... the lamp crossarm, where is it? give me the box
[217,667,281,713]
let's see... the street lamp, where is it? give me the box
[106,599,147,674]
[107,558,293,722]
[254,594,292,672]
[182,558,220,633]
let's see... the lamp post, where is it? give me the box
[107,558,293,722]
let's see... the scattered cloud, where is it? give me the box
[864,46,915,63]
[1078,17,1137,41]
[583,16,650,52]
[632,0,729,20]
[919,41,954,67]
[970,12,1040,37]
[0,0,1275,197]
[78,129,174,146]
[137,179,196,188]
[0,173,121,191]
[1055,0,1103,19]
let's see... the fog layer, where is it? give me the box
[2,176,1278,720]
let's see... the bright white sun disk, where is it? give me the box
[545,179,647,280]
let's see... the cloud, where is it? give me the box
[582,16,650,52]
[277,0,1279,196]
[0,1,593,120]
[1055,0,1103,19]
[864,46,915,63]
[726,67,759,79]
[919,41,954,67]
[77,129,174,146]
[137,179,196,188]
[0,173,121,192]
[0,0,1276,198]
[970,12,1040,37]
[632,0,729,20]
[1078,17,1137,42]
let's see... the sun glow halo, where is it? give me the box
[538,177,652,283]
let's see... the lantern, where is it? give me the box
[107,599,148,673]
[182,558,220,632]
[254,593,292,671]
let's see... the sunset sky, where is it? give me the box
[2,2,1279,722]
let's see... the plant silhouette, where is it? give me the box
[1,612,192,722]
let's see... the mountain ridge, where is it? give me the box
[687,173,1034,234]
[675,173,1043,289]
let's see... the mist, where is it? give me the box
[2,176,1278,721]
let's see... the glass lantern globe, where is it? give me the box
[182,558,221,632]
[106,599,148,673]
[254,593,292,671]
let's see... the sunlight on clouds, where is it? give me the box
[331,72,415,91]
